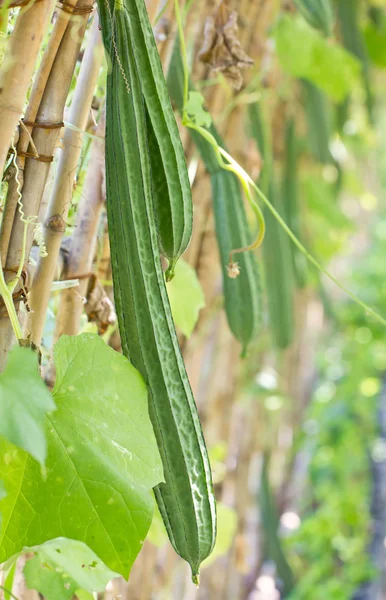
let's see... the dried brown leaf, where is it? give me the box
[199,2,254,90]
[85,275,116,334]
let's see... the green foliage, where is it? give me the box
[274,14,360,101]
[286,369,377,598]
[24,556,78,600]
[260,455,295,595]
[185,91,212,128]
[364,21,386,67]
[301,172,353,262]
[167,258,205,337]
[293,0,335,36]
[0,334,163,577]
[0,346,55,466]
[285,201,386,597]
[0,481,5,531]
[24,538,118,599]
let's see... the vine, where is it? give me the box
[0,131,48,342]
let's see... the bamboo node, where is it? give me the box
[22,119,64,130]
[46,214,67,233]
[56,0,94,15]
[7,0,45,9]
[16,150,54,163]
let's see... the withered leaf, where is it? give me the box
[199,3,254,90]
[85,275,116,334]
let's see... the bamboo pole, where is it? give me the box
[28,16,103,345]
[4,2,94,274]
[0,0,56,181]
[54,110,105,339]
[0,1,77,263]
[0,0,94,371]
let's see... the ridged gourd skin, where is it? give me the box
[248,103,294,350]
[211,172,262,355]
[167,45,262,355]
[105,0,193,278]
[97,1,216,579]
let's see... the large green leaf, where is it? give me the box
[0,334,163,577]
[274,14,360,101]
[167,259,205,338]
[0,481,5,532]
[0,346,56,465]
[24,538,118,599]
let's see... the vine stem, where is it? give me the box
[7,139,32,297]
[0,138,28,341]
[219,147,386,328]
[185,122,266,259]
[0,584,21,600]
[0,261,23,340]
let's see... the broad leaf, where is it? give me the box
[74,591,94,600]
[24,555,77,600]
[0,481,5,532]
[0,346,56,465]
[24,538,118,599]
[167,259,205,337]
[274,15,360,101]
[0,334,163,578]
[364,23,386,68]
